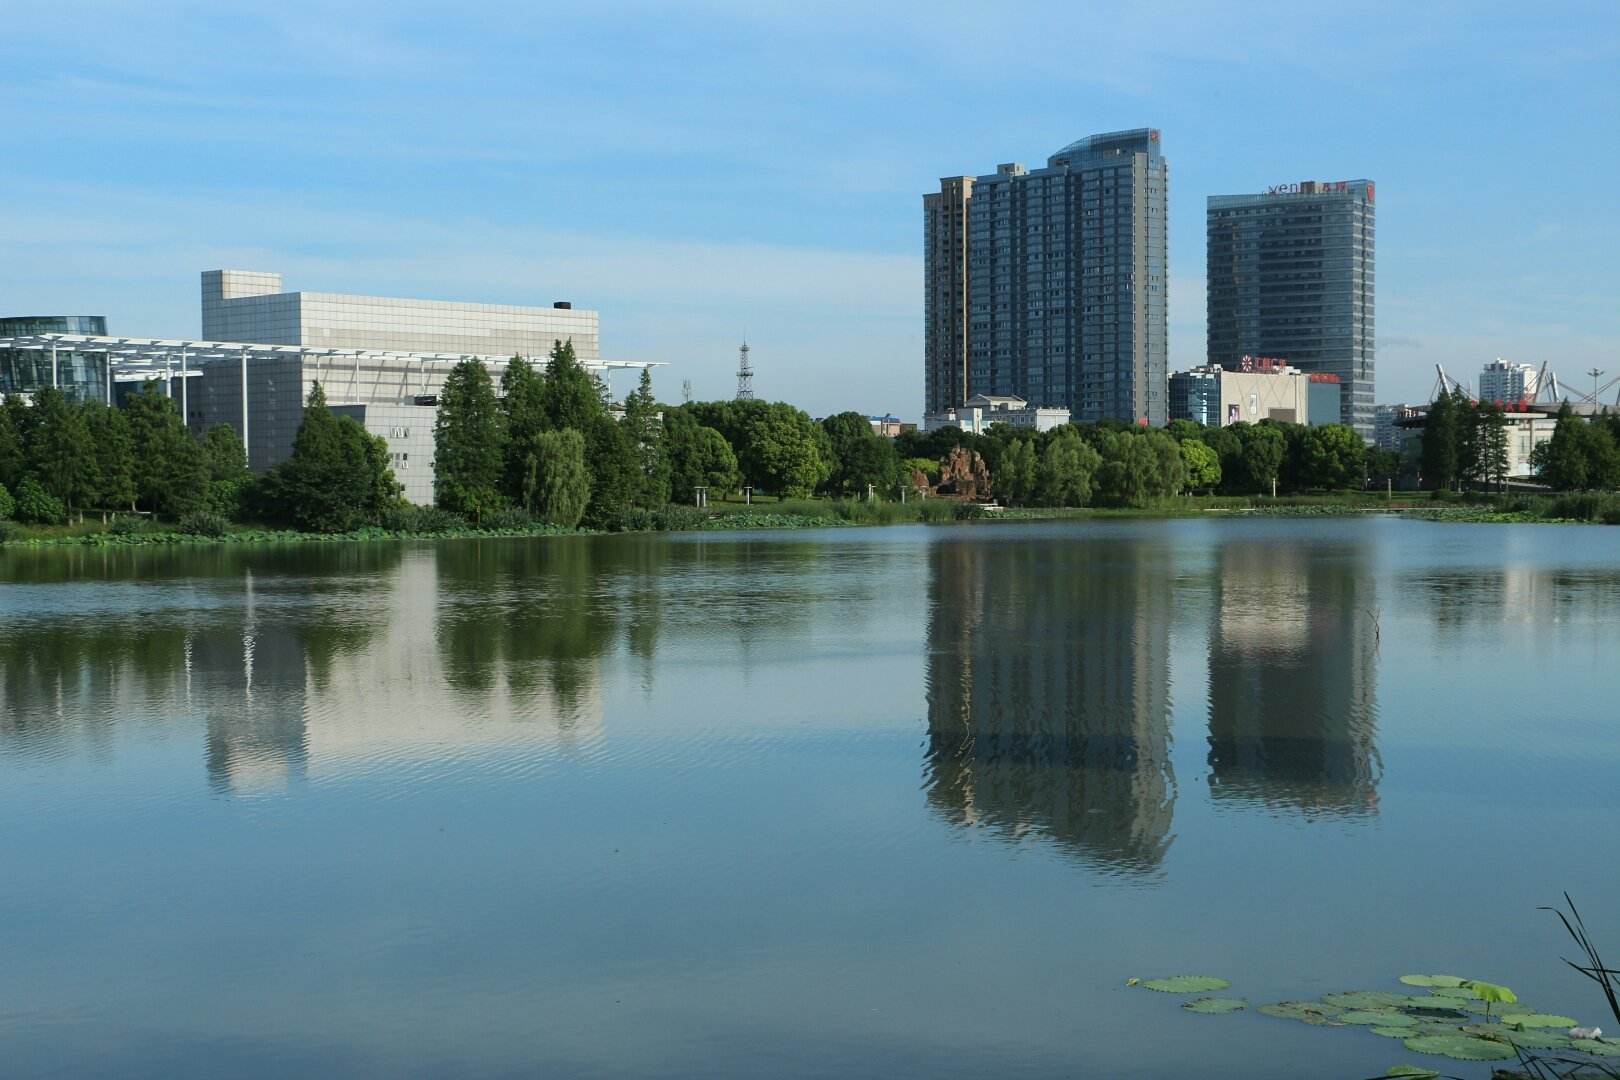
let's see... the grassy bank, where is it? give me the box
[3,490,1615,550]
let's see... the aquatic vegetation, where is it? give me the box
[1257,1001,1343,1025]
[1400,975,1469,989]
[1498,1013,1578,1029]
[1399,1032,1516,1060]
[1384,1066,1440,1078]
[1182,996,1248,1014]
[1140,975,1231,993]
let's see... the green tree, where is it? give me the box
[1475,404,1510,490]
[1093,431,1162,506]
[1238,423,1286,495]
[531,429,591,527]
[1302,424,1367,490]
[434,358,505,520]
[499,355,549,507]
[1165,418,1205,443]
[82,402,138,511]
[1530,404,1620,491]
[12,477,65,525]
[820,411,898,497]
[201,424,249,482]
[1365,447,1401,488]
[743,402,828,497]
[666,414,739,503]
[622,368,671,507]
[27,387,96,516]
[0,396,25,491]
[1035,428,1101,507]
[582,413,641,527]
[1180,438,1222,492]
[125,382,208,518]
[539,339,606,432]
[270,383,399,532]
[997,436,1038,505]
[0,482,13,521]
[1421,390,1460,490]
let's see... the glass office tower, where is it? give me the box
[928,129,1167,425]
[1207,180,1375,440]
[0,316,110,402]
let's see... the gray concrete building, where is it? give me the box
[1207,180,1376,440]
[925,129,1168,426]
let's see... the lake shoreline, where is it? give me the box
[1,497,1612,551]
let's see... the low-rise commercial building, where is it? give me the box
[922,394,1070,435]
[1168,358,1332,428]
[1393,405,1558,479]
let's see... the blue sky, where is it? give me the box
[2,1,1616,417]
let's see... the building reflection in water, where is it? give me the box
[923,535,1176,878]
[1205,540,1381,817]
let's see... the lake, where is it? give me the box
[3,518,1618,1078]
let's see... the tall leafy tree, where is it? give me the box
[1179,438,1222,492]
[26,387,95,515]
[581,414,641,527]
[201,424,249,482]
[1238,423,1285,495]
[0,395,25,491]
[532,429,591,527]
[125,381,208,517]
[82,402,137,511]
[270,383,398,532]
[665,411,739,503]
[434,358,505,519]
[996,436,1038,505]
[1035,428,1101,507]
[741,402,828,497]
[540,339,606,433]
[622,368,670,507]
[1473,404,1510,490]
[1302,424,1367,490]
[499,355,549,506]
[820,411,897,497]
[1421,390,1460,490]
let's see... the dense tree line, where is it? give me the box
[0,384,249,526]
[1527,403,1620,491]
[893,417,1372,507]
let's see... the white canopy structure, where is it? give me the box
[0,332,662,451]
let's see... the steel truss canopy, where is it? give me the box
[0,332,662,381]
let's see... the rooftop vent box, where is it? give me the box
[553,301,572,309]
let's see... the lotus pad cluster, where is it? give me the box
[1134,970,1615,1069]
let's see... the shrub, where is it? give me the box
[178,511,229,538]
[109,516,144,536]
[916,498,955,523]
[953,502,988,521]
[0,482,13,521]
[1546,493,1601,521]
[13,478,66,525]
[1602,506,1620,526]
[477,506,534,531]
[0,521,15,544]
[380,504,465,533]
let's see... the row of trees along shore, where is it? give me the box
[6,336,1616,537]
[1421,390,1620,492]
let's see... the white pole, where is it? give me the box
[180,347,188,428]
[51,343,58,389]
[240,346,250,468]
[164,355,172,398]
[105,350,112,405]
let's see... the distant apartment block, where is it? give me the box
[1207,180,1375,440]
[1478,359,1541,406]
[924,129,1168,425]
[923,394,1070,435]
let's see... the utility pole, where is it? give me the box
[735,341,754,401]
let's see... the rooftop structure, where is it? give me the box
[922,393,1070,435]
[1168,357,1334,428]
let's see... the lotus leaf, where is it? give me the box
[1340,1010,1417,1026]
[1142,975,1230,993]
[1466,980,1517,1007]
[1398,975,1468,989]
[1371,1025,1420,1038]
[1182,996,1247,1015]
[1498,1012,1577,1029]
[1385,1068,1440,1079]
[1258,1001,1343,1026]
[1573,1038,1620,1057]
[1427,985,1482,1000]
[1324,991,1413,1009]
[1401,1033,1516,1061]
[1461,1024,1571,1051]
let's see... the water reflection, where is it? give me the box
[1205,540,1381,816]
[923,535,1176,877]
[1406,564,1620,632]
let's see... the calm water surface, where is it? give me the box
[3,518,1618,1078]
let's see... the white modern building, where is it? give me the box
[922,394,1070,435]
[1478,359,1540,406]
[0,271,658,506]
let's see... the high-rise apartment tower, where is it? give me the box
[923,129,1168,425]
[1207,180,1376,439]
